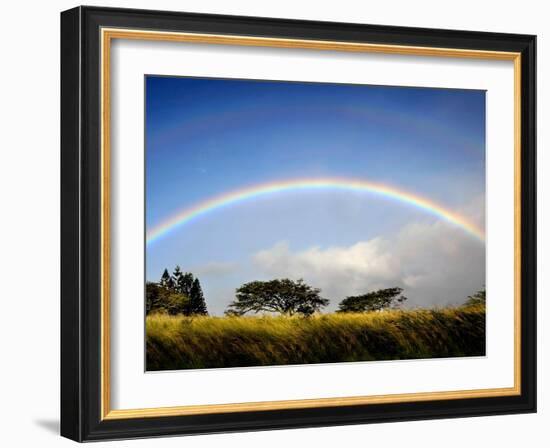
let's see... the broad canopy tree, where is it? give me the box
[225,278,329,317]
[337,287,407,313]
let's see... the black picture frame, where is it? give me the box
[61,6,536,442]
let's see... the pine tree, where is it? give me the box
[177,272,194,298]
[159,268,174,290]
[172,265,183,292]
[189,277,208,315]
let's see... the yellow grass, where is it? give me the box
[146,305,485,370]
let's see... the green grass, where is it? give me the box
[146,305,485,370]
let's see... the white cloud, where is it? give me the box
[252,219,485,309]
[254,239,398,299]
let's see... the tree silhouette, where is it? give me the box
[464,287,486,307]
[189,278,208,315]
[172,265,183,290]
[159,268,174,290]
[337,287,407,313]
[153,267,208,315]
[177,272,194,298]
[226,278,328,317]
[146,281,189,315]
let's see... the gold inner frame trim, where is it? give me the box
[100,27,522,420]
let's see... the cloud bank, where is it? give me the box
[253,220,485,309]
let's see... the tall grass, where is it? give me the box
[146,305,485,370]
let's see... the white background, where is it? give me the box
[0,0,547,447]
[111,39,515,409]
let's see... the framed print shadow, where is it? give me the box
[61,6,536,442]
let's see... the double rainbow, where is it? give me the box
[146,178,485,245]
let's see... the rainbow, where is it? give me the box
[146,178,485,245]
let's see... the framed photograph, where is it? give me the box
[61,6,536,441]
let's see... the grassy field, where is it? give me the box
[146,305,485,370]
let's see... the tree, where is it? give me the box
[159,268,174,290]
[146,281,189,315]
[146,281,163,314]
[154,267,208,315]
[337,287,407,313]
[226,278,329,317]
[464,288,486,307]
[189,278,208,315]
[177,272,194,298]
[172,265,183,290]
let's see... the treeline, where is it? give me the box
[226,279,408,316]
[147,267,485,317]
[146,266,208,316]
[227,280,484,316]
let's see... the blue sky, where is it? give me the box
[146,76,486,315]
